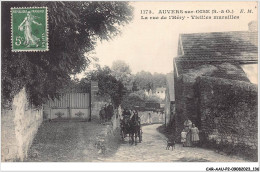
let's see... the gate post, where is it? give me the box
[67,106,71,119]
[90,81,98,122]
[89,92,91,122]
[68,93,71,119]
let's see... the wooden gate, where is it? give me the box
[43,93,90,120]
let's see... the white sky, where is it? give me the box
[89,1,257,74]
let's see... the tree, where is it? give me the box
[111,60,132,89]
[132,81,139,91]
[133,71,153,91]
[121,89,161,109]
[2,2,133,107]
[86,66,125,107]
[152,72,167,89]
[121,93,145,110]
[132,71,166,91]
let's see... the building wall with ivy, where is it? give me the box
[197,76,258,161]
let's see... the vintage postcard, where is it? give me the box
[1,1,259,172]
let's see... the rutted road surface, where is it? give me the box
[96,124,246,162]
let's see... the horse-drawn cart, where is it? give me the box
[120,111,142,145]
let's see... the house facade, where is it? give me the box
[155,87,166,100]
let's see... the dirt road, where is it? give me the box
[26,122,246,162]
[25,120,119,162]
[97,124,246,162]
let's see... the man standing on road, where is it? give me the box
[107,103,114,120]
[99,107,105,124]
[104,104,107,122]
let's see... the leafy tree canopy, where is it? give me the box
[111,60,133,89]
[2,1,133,107]
[133,71,166,91]
[152,72,167,89]
[85,66,125,108]
[134,71,153,90]
[121,90,162,110]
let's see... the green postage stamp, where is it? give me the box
[11,7,48,52]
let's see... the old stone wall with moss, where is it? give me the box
[1,88,43,162]
[173,63,256,144]
[196,76,257,160]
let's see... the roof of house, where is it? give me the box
[177,31,258,61]
[166,73,175,101]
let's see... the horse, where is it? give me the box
[128,116,142,145]
[120,115,142,145]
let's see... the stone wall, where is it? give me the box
[1,88,43,161]
[91,101,107,120]
[138,111,164,125]
[174,74,201,142]
[196,76,257,160]
[94,108,122,154]
[174,74,257,160]
[91,93,112,121]
[173,63,250,142]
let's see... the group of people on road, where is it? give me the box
[99,103,114,123]
[181,118,200,147]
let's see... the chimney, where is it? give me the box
[248,21,257,46]
[248,21,257,32]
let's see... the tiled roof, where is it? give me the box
[179,31,258,61]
